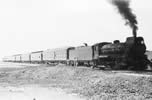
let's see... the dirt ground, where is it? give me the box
[0,62,152,100]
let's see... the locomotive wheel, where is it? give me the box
[113,64,121,70]
[132,60,148,70]
[113,63,127,70]
[99,66,105,70]
[128,64,146,70]
[127,65,134,70]
[137,63,147,70]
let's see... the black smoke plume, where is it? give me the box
[110,0,138,37]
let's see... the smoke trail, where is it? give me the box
[110,0,138,37]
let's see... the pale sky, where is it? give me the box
[0,0,152,59]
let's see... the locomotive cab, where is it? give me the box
[92,42,111,60]
[92,42,112,68]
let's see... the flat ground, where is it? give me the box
[0,62,152,100]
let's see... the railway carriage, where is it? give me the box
[2,56,10,62]
[21,53,31,63]
[43,49,55,63]
[30,51,43,63]
[3,56,15,62]
[43,47,74,64]
[14,54,22,62]
[54,47,74,63]
[9,56,16,62]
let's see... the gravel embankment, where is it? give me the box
[0,64,152,100]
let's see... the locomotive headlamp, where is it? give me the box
[141,41,144,44]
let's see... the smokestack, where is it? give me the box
[110,0,138,38]
[133,26,137,38]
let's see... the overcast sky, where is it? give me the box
[0,0,152,59]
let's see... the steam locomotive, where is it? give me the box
[3,36,150,70]
[91,36,148,70]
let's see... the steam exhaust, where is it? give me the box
[110,0,138,38]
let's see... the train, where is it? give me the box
[2,36,151,70]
